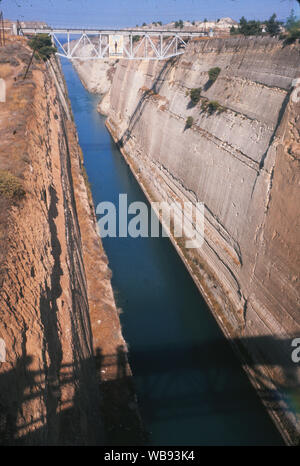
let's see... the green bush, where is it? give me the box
[0,171,26,200]
[207,100,225,113]
[190,88,202,105]
[208,67,221,82]
[201,100,225,114]
[201,100,208,111]
[28,34,57,61]
[185,116,194,129]
[132,35,141,43]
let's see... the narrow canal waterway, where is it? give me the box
[61,58,283,446]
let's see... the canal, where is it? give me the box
[61,58,283,446]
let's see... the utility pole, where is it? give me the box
[0,11,5,47]
[23,46,36,80]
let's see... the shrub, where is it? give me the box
[28,34,57,61]
[201,100,209,111]
[190,88,202,105]
[201,100,225,114]
[207,100,225,113]
[208,67,221,82]
[185,116,194,129]
[132,35,140,43]
[0,171,26,200]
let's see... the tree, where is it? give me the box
[286,9,297,31]
[230,25,239,35]
[28,34,57,61]
[239,16,262,36]
[175,19,184,29]
[284,20,300,43]
[265,13,281,36]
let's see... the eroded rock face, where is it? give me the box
[74,35,300,443]
[0,41,142,445]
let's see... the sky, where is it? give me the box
[1,0,299,28]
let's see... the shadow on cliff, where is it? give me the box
[39,185,63,444]
[117,56,178,149]
[0,344,144,446]
[1,334,299,445]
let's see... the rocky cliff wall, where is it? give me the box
[74,36,300,444]
[0,40,142,445]
[72,42,118,95]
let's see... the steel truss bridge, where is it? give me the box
[21,27,209,60]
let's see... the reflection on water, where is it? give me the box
[61,58,284,445]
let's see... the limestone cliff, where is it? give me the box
[0,40,142,445]
[71,40,118,95]
[74,36,300,444]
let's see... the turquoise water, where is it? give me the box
[61,58,284,446]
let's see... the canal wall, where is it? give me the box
[0,39,142,445]
[73,36,300,444]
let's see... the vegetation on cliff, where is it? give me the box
[28,34,56,61]
[185,116,194,129]
[201,99,226,114]
[189,88,202,105]
[230,13,281,36]
[0,171,25,200]
[284,10,300,43]
[230,10,300,43]
[208,67,221,83]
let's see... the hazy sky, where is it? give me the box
[1,0,299,28]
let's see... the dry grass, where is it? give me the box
[0,170,26,200]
